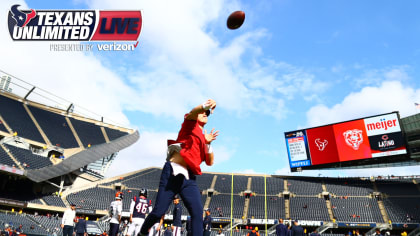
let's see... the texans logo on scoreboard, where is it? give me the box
[7,4,142,41]
[314,138,328,151]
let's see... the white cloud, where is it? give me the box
[106,130,174,177]
[274,167,292,176]
[82,0,327,120]
[306,80,420,127]
[2,0,329,123]
[2,0,254,178]
[108,129,235,177]
[354,66,410,88]
[200,145,235,173]
[298,80,420,178]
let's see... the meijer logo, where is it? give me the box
[364,113,401,136]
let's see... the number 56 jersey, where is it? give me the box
[130,196,152,218]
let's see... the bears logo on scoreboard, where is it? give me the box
[7,4,142,41]
[343,129,363,150]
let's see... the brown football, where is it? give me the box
[227,11,245,30]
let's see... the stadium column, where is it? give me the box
[0,144,24,170]
[323,182,335,221]
[321,182,327,192]
[210,175,218,189]
[325,198,335,221]
[231,173,234,236]
[203,175,217,216]
[65,117,84,148]
[377,199,390,223]
[372,181,379,192]
[264,175,267,235]
[241,177,252,219]
[23,104,51,146]
[101,127,110,143]
[59,176,65,195]
[284,179,290,219]
[0,115,13,134]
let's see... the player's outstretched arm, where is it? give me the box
[186,99,216,120]
[204,128,219,166]
[157,215,165,231]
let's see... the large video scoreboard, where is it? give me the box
[285,112,408,172]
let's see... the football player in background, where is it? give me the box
[109,192,123,236]
[171,195,182,236]
[126,189,152,236]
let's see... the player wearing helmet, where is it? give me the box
[126,189,152,236]
[109,192,123,236]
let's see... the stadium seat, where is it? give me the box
[330,197,384,223]
[208,194,245,218]
[4,144,52,169]
[287,179,323,195]
[69,118,106,147]
[324,178,374,196]
[28,105,79,149]
[0,94,44,143]
[0,146,17,167]
[289,197,330,221]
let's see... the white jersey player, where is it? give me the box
[109,192,123,236]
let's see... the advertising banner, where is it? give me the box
[285,112,407,171]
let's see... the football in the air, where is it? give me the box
[227,11,245,30]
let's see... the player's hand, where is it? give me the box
[129,217,132,223]
[203,99,216,113]
[60,224,64,229]
[205,128,219,144]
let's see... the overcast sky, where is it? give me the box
[1,0,420,178]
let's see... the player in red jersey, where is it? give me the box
[140,99,219,236]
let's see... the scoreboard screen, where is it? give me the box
[285,112,407,171]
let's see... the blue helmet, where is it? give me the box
[139,188,148,198]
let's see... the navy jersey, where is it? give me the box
[130,196,151,218]
[173,204,182,227]
[276,224,288,236]
[203,215,212,231]
[163,229,173,236]
[186,218,192,235]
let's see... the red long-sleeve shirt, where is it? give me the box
[175,115,209,175]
